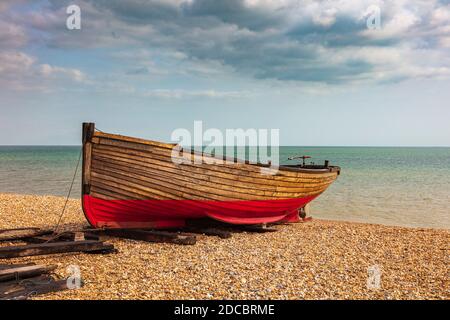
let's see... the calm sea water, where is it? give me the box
[0,146,449,229]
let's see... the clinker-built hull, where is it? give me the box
[81,123,340,229]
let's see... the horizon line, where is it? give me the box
[1,144,450,148]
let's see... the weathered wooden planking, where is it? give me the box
[0,275,49,298]
[103,229,196,245]
[87,142,337,201]
[90,168,327,202]
[0,227,39,234]
[0,240,115,259]
[0,263,35,271]
[92,147,337,190]
[24,231,100,244]
[0,278,70,300]
[90,183,149,200]
[0,264,57,282]
[82,123,95,194]
[91,169,266,201]
[94,131,176,150]
[89,176,320,203]
[92,142,337,181]
[91,158,332,196]
[93,132,338,176]
[91,172,184,200]
[0,228,53,242]
[92,153,334,190]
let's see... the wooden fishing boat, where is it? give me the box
[81,123,340,229]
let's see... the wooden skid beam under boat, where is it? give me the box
[102,229,197,245]
[182,226,232,239]
[233,224,278,233]
[0,240,115,259]
[186,219,279,233]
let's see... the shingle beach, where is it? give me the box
[0,193,448,300]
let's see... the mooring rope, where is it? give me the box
[54,147,82,233]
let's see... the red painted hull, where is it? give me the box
[82,194,319,229]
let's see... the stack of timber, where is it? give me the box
[0,227,116,259]
[0,221,283,253]
[0,263,71,300]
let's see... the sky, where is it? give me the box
[0,0,449,146]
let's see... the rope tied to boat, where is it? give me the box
[53,147,82,234]
[53,130,105,234]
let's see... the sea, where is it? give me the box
[0,146,449,229]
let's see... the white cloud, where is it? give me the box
[144,89,251,99]
[0,51,34,74]
[431,6,450,25]
[312,7,339,27]
[39,64,85,82]
[0,51,86,91]
[439,36,450,48]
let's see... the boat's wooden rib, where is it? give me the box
[81,123,340,229]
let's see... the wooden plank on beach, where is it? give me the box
[0,278,70,300]
[187,219,277,233]
[0,264,57,282]
[0,227,39,233]
[0,274,46,291]
[0,228,53,242]
[234,224,278,233]
[0,240,115,259]
[0,263,35,271]
[183,226,232,239]
[0,275,49,298]
[104,229,196,245]
[24,231,100,244]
